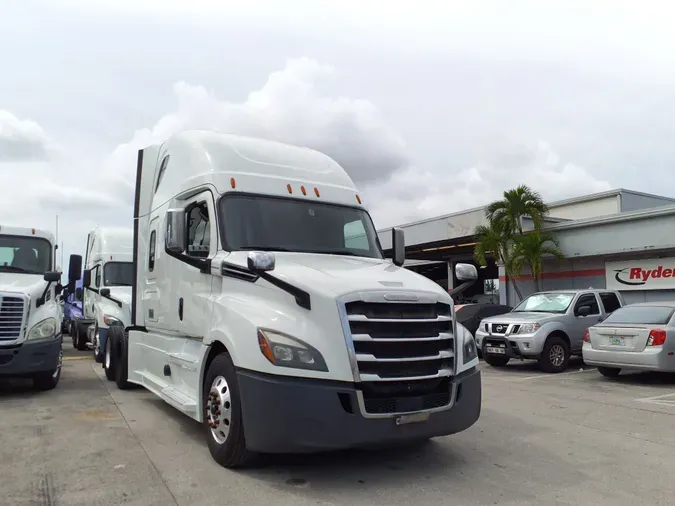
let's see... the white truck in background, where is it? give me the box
[71,227,133,373]
[67,131,482,468]
[0,225,63,390]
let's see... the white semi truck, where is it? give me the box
[67,131,481,467]
[71,227,133,374]
[0,225,63,390]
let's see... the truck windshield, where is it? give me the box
[219,194,384,259]
[512,292,575,313]
[0,234,52,274]
[104,262,133,286]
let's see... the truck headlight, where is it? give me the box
[463,331,478,364]
[257,329,328,372]
[103,315,121,326]
[28,317,58,340]
[518,323,541,334]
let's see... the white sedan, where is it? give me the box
[582,301,675,377]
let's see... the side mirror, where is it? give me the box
[165,208,186,254]
[83,269,91,288]
[577,305,591,317]
[68,254,82,282]
[100,288,110,297]
[392,227,405,267]
[75,287,83,301]
[455,263,478,281]
[43,271,61,283]
[247,251,275,272]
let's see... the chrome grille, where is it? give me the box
[0,295,26,342]
[340,294,456,416]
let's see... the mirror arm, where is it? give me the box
[36,281,53,308]
[164,247,211,274]
[448,279,477,298]
[256,271,311,310]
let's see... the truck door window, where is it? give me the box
[186,202,210,258]
[574,294,599,315]
[148,230,156,271]
[599,292,621,313]
[94,265,101,288]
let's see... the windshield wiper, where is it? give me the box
[0,265,29,273]
[301,249,360,256]
[240,246,292,252]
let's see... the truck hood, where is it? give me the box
[483,311,562,323]
[0,273,47,297]
[237,252,450,299]
[106,287,132,306]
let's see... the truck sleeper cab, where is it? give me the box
[72,227,133,370]
[0,225,64,390]
[68,131,482,468]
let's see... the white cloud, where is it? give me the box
[3,57,613,265]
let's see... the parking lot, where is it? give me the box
[2,343,675,506]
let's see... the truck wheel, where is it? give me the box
[203,353,255,468]
[538,335,570,373]
[33,349,62,391]
[598,366,621,378]
[74,322,88,351]
[103,330,115,381]
[110,325,131,390]
[484,354,510,367]
[93,324,104,364]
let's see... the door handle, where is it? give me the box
[178,297,184,321]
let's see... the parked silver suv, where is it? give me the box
[474,289,625,373]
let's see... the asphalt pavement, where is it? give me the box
[2,342,675,505]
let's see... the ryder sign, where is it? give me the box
[606,258,675,291]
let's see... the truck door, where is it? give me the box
[175,190,217,338]
[571,292,601,351]
[84,263,102,320]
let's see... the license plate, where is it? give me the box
[396,412,430,425]
[486,346,506,355]
[609,336,626,346]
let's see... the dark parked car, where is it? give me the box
[456,303,513,356]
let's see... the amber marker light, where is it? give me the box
[230,178,236,189]
[301,185,307,195]
[314,187,320,197]
[257,330,276,364]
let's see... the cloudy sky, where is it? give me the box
[2,0,675,267]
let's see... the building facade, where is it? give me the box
[377,189,675,306]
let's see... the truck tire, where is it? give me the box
[93,324,104,364]
[33,348,62,391]
[203,353,255,468]
[598,366,621,378]
[538,335,570,373]
[483,355,509,367]
[103,329,115,381]
[109,325,131,390]
[74,321,88,351]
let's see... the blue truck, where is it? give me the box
[62,277,83,338]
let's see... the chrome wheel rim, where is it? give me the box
[105,337,111,369]
[550,344,565,367]
[94,329,100,357]
[206,375,232,444]
[53,349,62,379]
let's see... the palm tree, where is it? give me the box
[509,232,565,292]
[485,185,549,235]
[473,221,524,301]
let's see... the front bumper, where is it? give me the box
[237,367,482,454]
[582,343,675,372]
[476,331,543,359]
[0,336,62,378]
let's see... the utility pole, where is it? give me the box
[55,215,59,269]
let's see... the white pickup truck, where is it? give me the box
[68,131,483,467]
